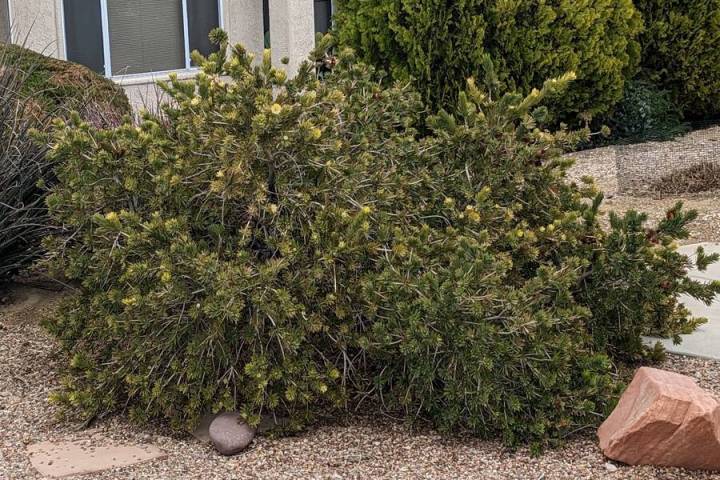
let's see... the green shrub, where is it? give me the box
[334,0,642,122]
[0,44,131,125]
[43,36,719,446]
[44,37,425,431]
[635,0,720,118]
[605,80,689,143]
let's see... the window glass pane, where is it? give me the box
[0,0,11,43]
[263,0,270,48]
[314,0,332,34]
[63,0,105,73]
[187,0,219,60]
[108,0,185,76]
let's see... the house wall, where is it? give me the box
[269,0,315,76]
[223,0,264,56]
[7,0,65,57]
[5,0,312,77]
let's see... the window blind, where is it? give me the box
[107,0,185,75]
[63,0,105,73]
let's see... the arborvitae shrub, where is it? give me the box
[334,0,642,122]
[635,0,720,118]
[44,35,720,446]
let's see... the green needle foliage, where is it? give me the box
[43,33,720,447]
[334,0,642,123]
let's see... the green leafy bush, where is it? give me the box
[44,36,719,446]
[334,0,642,121]
[605,80,689,143]
[635,0,720,118]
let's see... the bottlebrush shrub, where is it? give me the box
[361,64,720,446]
[44,34,720,446]
[335,0,642,122]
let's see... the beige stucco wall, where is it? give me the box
[269,0,315,75]
[223,0,264,56]
[7,0,65,58]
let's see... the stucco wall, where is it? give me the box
[7,0,65,58]
[223,0,264,56]
[269,0,315,75]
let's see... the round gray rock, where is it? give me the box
[208,413,255,455]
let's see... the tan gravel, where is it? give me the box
[1,283,720,479]
[568,146,720,244]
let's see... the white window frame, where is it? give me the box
[61,0,224,80]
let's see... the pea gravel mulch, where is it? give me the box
[0,284,719,480]
[567,144,720,245]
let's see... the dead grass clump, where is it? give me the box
[651,161,720,196]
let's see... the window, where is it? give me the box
[314,0,332,35]
[263,0,270,48]
[63,0,105,73]
[63,0,221,77]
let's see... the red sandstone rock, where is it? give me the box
[598,367,720,471]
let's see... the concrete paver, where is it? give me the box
[645,243,720,360]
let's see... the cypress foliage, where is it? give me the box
[635,0,720,118]
[335,0,642,122]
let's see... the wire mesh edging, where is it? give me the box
[614,120,720,196]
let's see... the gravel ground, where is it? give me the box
[1,284,720,480]
[568,146,720,244]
